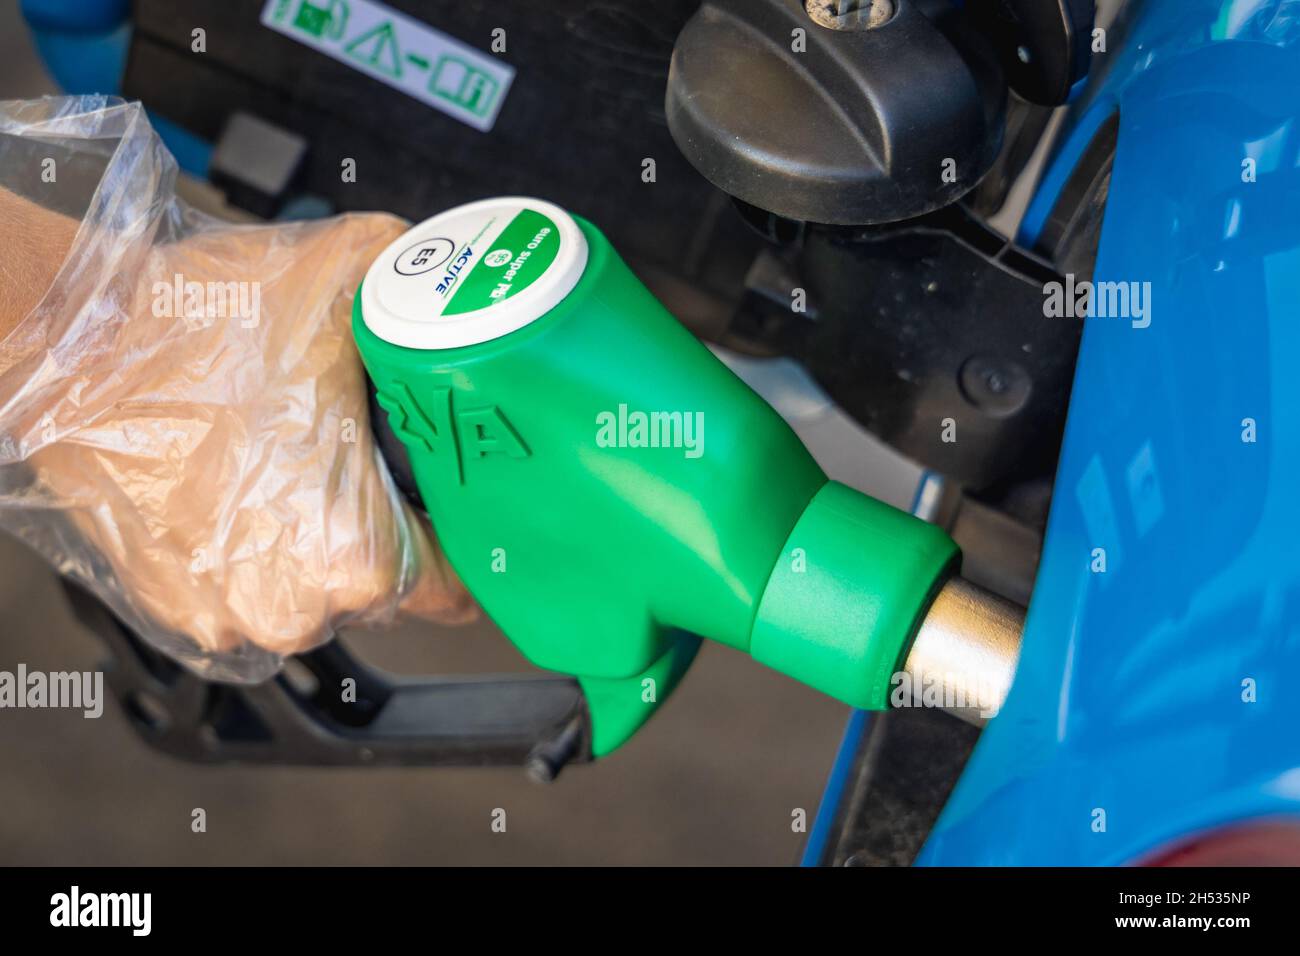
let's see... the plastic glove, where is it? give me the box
[0,96,475,682]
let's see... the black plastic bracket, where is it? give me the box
[967,0,1096,105]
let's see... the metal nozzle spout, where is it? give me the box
[900,577,1025,727]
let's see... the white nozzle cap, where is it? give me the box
[360,197,588,350]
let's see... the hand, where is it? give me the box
[0,187,475,680]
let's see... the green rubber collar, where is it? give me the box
[749,481,959,710]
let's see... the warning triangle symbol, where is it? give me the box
[345,21,402,78]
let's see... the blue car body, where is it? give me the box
[923,0,1300,864]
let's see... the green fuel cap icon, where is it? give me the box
[353,197,960,755]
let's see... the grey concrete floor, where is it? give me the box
[0,6,847,866]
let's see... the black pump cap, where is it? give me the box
[666,0,1006,225]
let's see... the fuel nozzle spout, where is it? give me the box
[902,577,1024,726]
[352,197,1022,754]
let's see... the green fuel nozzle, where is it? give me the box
[353,197,987,755]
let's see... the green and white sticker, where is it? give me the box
[260,0,514,132]
[361,197,589,350]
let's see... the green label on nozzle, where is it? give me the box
[443,209,561,316]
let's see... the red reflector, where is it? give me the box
[1142,820,1300,866]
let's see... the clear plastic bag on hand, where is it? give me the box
[0,96,475,682]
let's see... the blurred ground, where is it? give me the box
[0,5,847,866]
